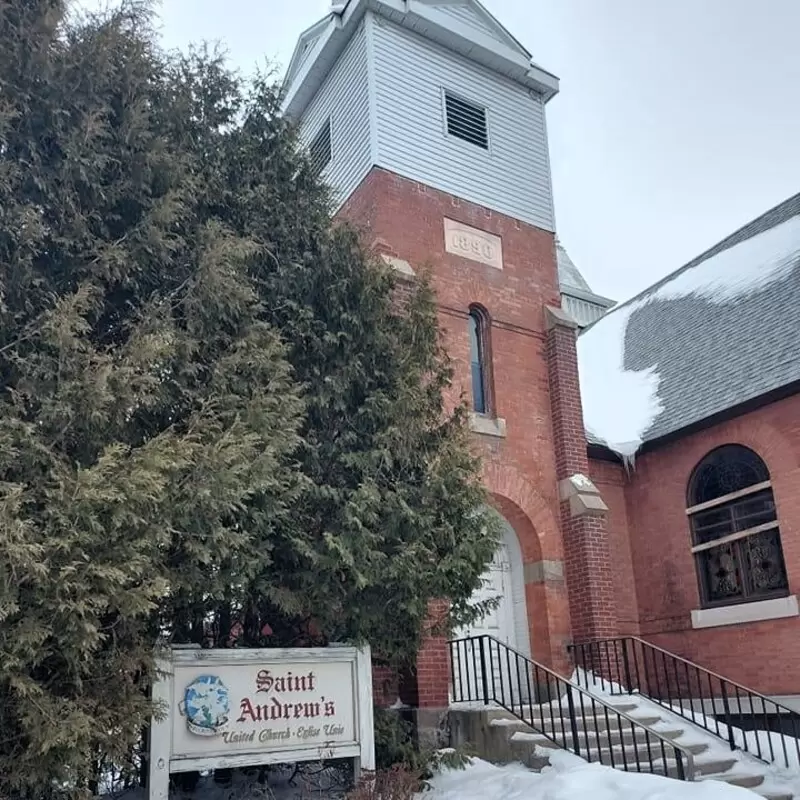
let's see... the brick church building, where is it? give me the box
[282,1,800,717]
[581,192,800,702]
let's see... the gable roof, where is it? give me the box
[281,0,559,119]
[578,192,800,459]
[417,0,533,60]
[557,241,592,294]
[557,242,615,329]
[283,16,333,93]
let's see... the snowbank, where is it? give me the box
[577,212,800,459]
[427,754,755,800]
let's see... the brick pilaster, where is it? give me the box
[372,665,400,708]
[546,307,618,642]
[402,600,451,709]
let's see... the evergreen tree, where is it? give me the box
[0,2,303,794]
[0,1,496,795]
[179,67,498,659]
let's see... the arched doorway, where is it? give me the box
[453,509,532,703]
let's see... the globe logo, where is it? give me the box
[182,675,231,737]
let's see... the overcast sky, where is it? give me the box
[86,0,800,302]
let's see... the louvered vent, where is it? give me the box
[444,92,488,149]
[309,119,332,175]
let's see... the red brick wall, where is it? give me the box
[589,459,639,635]
[548,322,618,642]
[611,393,800,694]
[372,665,400,708]
[547,324,590,478]
[337,167,575,678]
[408,600,451,709]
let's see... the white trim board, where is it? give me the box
[691,595,798,630]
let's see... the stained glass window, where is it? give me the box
[687,446,787,607]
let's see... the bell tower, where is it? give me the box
[283,0,618,730]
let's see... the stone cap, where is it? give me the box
[545,304,580,331]
[558,473,608,519]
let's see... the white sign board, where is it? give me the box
[149,646,374,799]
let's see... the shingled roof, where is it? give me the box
[578,192,800,458]
[557,241,592,294]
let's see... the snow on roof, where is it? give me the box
[578,202,800,459]
[578,302,663,459]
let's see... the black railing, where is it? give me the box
[569,637,800,770]
[449,635,695,780]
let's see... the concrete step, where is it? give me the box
[512,732,738,783]
[686,757,739,776]
[506,736,689,780]
[521,711,663,732]
[452,704,796,798]
[508,736,558,771]
[507,727,791,797]
[586,757,688,780]
[512,725,694,751]
[697,771,766,789]
[584,726,689,748]
[489,718,537,733]
[518,700,641,717]
[491,700,650,724]
[592,743,714,766]
[507,730,709,767]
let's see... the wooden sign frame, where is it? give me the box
[148,645,375,798]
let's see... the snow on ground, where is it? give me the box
[108,756,765,800]
[573,669,800,796]
[427,754,755,800]
[577,212,800,459]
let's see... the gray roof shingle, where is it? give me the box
[580,192,800,450]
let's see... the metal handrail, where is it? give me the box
[569,636,800,769]
[450,635,696,780]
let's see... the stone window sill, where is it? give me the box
[469,413,507,438]
[691,595,799,630]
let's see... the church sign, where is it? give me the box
[148,645,374,799]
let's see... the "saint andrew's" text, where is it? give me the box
[237,667,337,724]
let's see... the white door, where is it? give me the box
[453,543,525,706]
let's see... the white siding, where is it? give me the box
[436,3,505,45]
[300,21,371,209]
[371,17,555,231]
[562,294,611,329]
[295,34,322,77]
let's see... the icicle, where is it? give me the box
[610,439,641,473]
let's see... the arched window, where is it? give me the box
[468,306,492,415]
[687,445,788,608]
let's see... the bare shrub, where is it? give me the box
[346,765,424,800]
